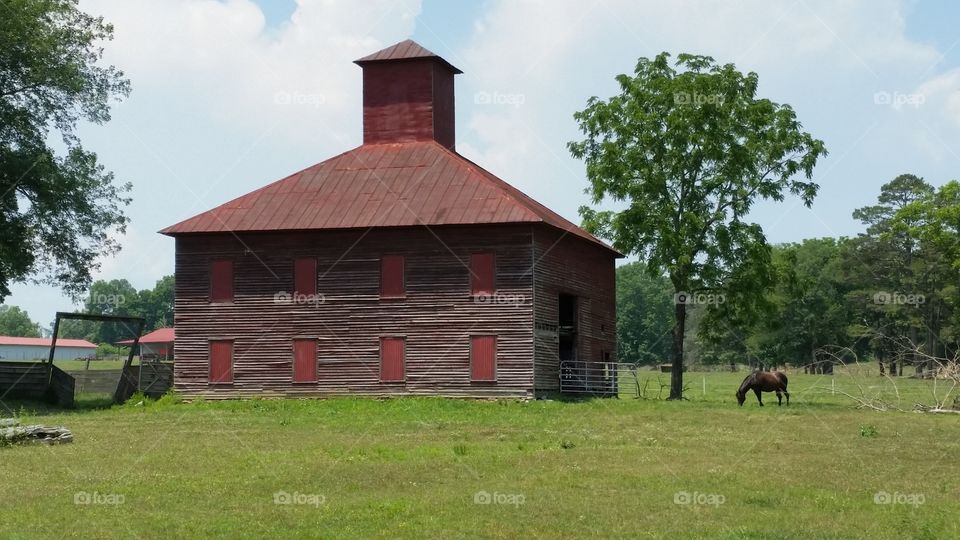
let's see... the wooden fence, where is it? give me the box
[139,361,173,398]
[0,361,75,407]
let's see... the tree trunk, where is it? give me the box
[912,327,923,376]
[810,340,817,374]
[669,301,686,400]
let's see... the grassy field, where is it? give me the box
[1,366,957,539]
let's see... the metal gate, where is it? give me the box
[559,361,619,396]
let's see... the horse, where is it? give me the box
[736,370,789,406]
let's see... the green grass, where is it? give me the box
[0,367,957,539]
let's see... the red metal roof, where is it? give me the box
[354,39,462,73]
[116,327,174,346]
[0,336,96,348]
[160,140,619,254]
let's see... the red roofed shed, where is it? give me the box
[117,327,175,359]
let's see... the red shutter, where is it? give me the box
[293,339,317,382]
[380,337,405,382]
[471,335,497,381]
[294,258,317,296]
[209,340,233,383]
[210,260,234,302]
[380,255,405,298]
[470,253,495,296]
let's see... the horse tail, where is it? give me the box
[776,371,788,388]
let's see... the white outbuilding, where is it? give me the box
[0,336,97,361]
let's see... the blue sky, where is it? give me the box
[7,0,960,328]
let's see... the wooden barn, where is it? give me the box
[160,40,621,399]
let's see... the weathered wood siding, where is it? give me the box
[173,225,535,399]
[532,226,617,394]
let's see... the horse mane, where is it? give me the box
[737,371,758,395]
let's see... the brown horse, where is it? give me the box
[736,371,789,406]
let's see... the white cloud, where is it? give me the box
[916,69,960,126]
[84,0,421,143]
[7,0,960,323]
[5,0,424,320]
[454,0,952,242]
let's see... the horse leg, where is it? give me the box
[776,391,783,406]
[753,388,763,406]
[785,389,790,405]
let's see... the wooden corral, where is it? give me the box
[0,362,75,407]
[138,361,173,397]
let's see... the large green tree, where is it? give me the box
[888,179,960,363]
[848,174,935,373]
[0,0,131,301]
[0,304,41,336]
[570,52,826,399]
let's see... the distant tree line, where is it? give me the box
[0,276,174,344]
[57,276,174,343]
[617,174,959,375]
[0,305,42,337]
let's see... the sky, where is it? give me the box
[6,0,960,328]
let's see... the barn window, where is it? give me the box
[293,338,317,383]
[294,257,317,296]
[209,340,233,384]
[470,335,497,382]
[380,337,405,382]
[380,255,405,298]
[470,253,495,296]
[210,259,234,303]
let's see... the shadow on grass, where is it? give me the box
[1,394,115,418]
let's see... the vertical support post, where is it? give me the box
[45,313,62,388]
[113,319,145,404]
